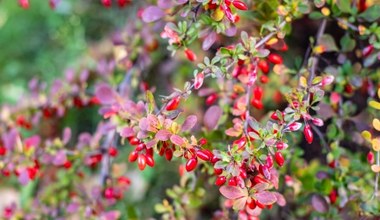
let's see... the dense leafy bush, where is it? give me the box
[1,0,380,219]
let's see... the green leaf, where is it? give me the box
[340,34,356,52]
[359,5,380,22]
[318,34,338,52]
[336,0,351,13]
[309,11,325,20]
[146,91,155,114]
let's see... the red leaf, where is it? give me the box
[311,194,329,213]
[255,191,277,205]
[219,186,248,200]
[155,130,172,141]
[170,134,185,146]
[181,115,197,131]
[204,105,222,130]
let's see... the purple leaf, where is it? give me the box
[158,0,173,9]
[202,31,216,50]
[204,105,222,130]
[146,139,157,149]
[175,0,187,4]
[53,150,67,166]
[2,129,18,150]
[311,194,329,213]
[142,6,165,23]
[139,118,149,131]
[119,127,135,138]
[18,169,30,185]
[181,115,197,131]
[273,192,286,206]
[170,135,185,146]
[67,202,80,214]
[62,127,71,145]
[80,70,89,83]
[24,135,40,149]
[225,26,237,37]
[255,191,277,205]
[95,84,116,105]
[155,130,172,141]
[101,210,120,220]
[219,186,248,200]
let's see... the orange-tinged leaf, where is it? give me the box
[371,164,380,173]
[373,118,380,131]
[372,139,380,151]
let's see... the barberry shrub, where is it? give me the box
[1,0,380,219]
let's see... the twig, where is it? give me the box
[308,18,327,86]
[311,124,331,151]
[99,130,116,186]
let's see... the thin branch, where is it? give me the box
[311,124,331,152]
[308,18,327,86]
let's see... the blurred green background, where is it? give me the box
[0,0,137,104]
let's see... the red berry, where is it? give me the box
[232,1,248,10]
[260,75,269,84]
[166,96,180,111]
[129,137,140,145]
[136,143,146,151]
[215,176,226,186]
[206,93,218,106]
[196,150,211,161]
[146,154,155,167]
[199,138,207,146]
[275,152,285,167]
[228,177,237,186]
[0,146,6,156]
[104,187,114,199]
[266,155,273,168]
[329,189,338,204]
[128,151,139,162]
[185,158,198,172]
[137,154,147,170]
[267,53,283,64]
[256,200,265,209]
[214,168,223,175]
[63,160,72,169]
[118,0,130,7]
[233,137,247,150]
[165,148,173,161]
[250,98,263,109]
[247,199,257,209]
[19,0,29,9]
[101,0,112,7]
[117,176,131,185]
[108,147,118,157]
[253,86,263,100]
[367,151,375,164]
[276,142,287,150]
[303,124,313,144]
[258,60,270,74]
[184,49,197,62]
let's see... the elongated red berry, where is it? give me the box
[185,158,198,172]
[129,137,140,145]
[329,189,338,204]
[184,49,197,62]
[303,124,313,144]
[232,1,248,10]
[108,147,118,157]
[253,86,263,100]
[276,142,287,150]
[137,154,147,170]
[258,60,270,74]
[266,155,273,168]
[267,53,283,64]
[215,175,226,186]
[102,0,112,7]
[165,148,173,161]
[214,168,223,175]
[166,96,180,111]
[19,0,29,9]
[206,93,218,106]
[196,150,211,161]
[260,75,269,84]
[367,151,375,164]
[104,187,114,199]
[247,199,257,209]
[128,151,139,162]
[275,152,284,167]
[118,0,130,7]
[0,146,6,156]
[146,154,155,167]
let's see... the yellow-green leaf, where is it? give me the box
[369,101,380,110]
[146,90,155,114]
[300,76,307,88]
[361,130,372,141]
[372,139,380,151]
